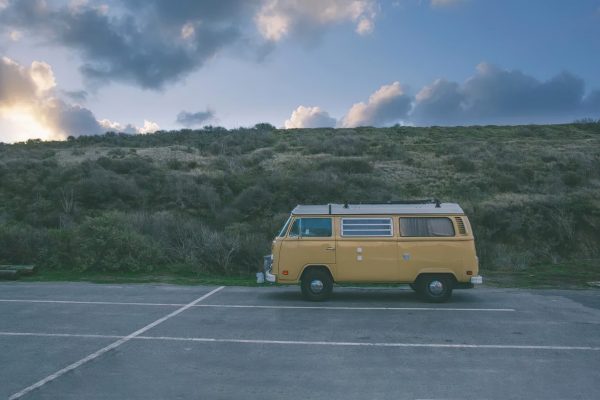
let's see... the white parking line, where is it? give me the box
[136,336,600,351]
[0,299,184,306]
[0,299,515,312]
[1,331,598,351]
[8,286,225,400]
[196,304,515,312]
[0,332,122,339]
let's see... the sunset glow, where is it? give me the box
[0,106,56,142]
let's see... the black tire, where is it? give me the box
[409,283,418,292]
[417,275,453,303]
[301,269,333,301]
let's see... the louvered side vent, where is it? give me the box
[455,217,467,235]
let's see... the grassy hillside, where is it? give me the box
[1,123,599,285]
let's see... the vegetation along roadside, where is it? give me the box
[1,122,599,288]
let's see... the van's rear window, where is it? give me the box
[400,217,455,237]
[341,218,393,237]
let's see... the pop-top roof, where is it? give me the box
[291,203,464,215]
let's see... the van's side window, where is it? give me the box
[400,217,455,237]
[289,218,333,237]
[341,218,393,237]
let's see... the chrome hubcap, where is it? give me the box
[310,279,324,293]
[428,280,444,295]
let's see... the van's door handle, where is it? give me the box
[325,246,335,251]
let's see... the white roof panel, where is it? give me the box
[291,203,464,215]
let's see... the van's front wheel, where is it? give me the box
[301,269,333,301]
[417,275,453,303]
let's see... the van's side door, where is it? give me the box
[278,217,336,281]
[335,216,400,282]
[397,216,461,281]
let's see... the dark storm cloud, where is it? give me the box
[583,90,600,115]
[120,0,254,24]
[462,64,585,121]
[411,79,464,125]
[0,0,255,89]
[176,109,215,127]
[46,99,103,137]
[411,63,599,125]
[333,63,600,128]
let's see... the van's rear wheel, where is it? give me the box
[417,275,453,303]
[301,269,333,301]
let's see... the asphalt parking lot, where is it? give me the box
[1,283,599,400]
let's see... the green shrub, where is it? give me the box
[448,156,476,173]
[72,214,162,272]
[562,172,583,187]
[318,158,373,173]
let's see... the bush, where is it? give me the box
[318,158,373,173]
[72,214,162,272]
[0,224,49,265]
[448,156,476,173]
[562,172,583,187]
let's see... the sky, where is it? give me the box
[0,0,599,142]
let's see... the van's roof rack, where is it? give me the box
[359,198,441,208]
[292,200,461,216]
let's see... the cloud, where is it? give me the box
[98,119,136,134]
[43,98,103,137]
[340,81,412,127]
[0,0,377,90]
[256,0,377,41]
[62,89,89,103]
[284,105,336,128]
[411,78,463,124]
[0,0,246,89]
[137,120,160,134]
[0,56,157,142]
[462,63,585,120]
[0,56,38,106]
[412,63,596,125]
[324,64,600,129]
[583,90,600,114]
[98,119,159,135]
[176,109,215,127]
[430,0,466,8]
[0,56,102,141]
[8,29,21,41]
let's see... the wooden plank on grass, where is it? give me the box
[0,270,20,280]
[0,265,35,275]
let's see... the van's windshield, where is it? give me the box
[277,216,292,237]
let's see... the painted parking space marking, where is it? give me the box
[195,304,515,312]
[0,299,185,307]
[8,286,225,400]
[1,331,597,351]
[0,299,515,312]
[0,332,122,339]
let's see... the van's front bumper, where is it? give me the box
[263,255,276,283]
[470,275,483,284]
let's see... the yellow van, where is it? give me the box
[264,200,482,302]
